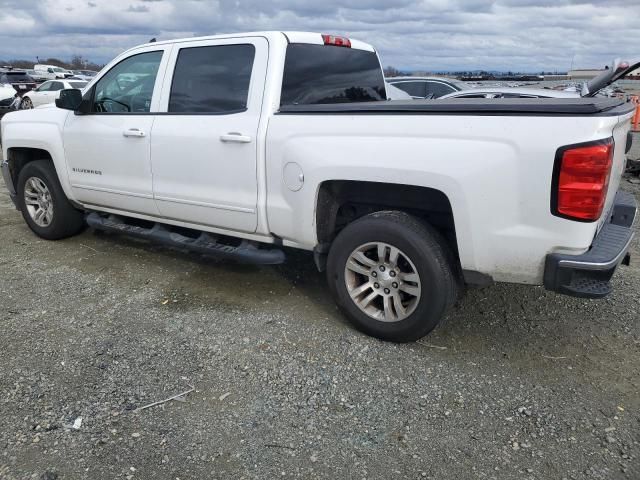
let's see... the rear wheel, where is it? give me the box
[16,160,85,240]
[326,211,459,342]
[20,96,33,109]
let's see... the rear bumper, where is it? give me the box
[544,190,637,298]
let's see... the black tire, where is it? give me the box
[326,210,460,342]
[16,160,85,240]
[20,96,33,109]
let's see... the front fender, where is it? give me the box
[1,109,75,202]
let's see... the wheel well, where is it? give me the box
[6,147,53,185]
[316,180,458,256]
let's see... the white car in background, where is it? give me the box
[26,69,49,83]
[20,79,88,109]
[442,59,640,100]
[440,87,579,99]
[33,64,74,80]
[71,70,98,81]
[387,76,471,98]
[0,82,16,112]
[385,82,412,100]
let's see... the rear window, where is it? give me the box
[69,81,88,89]
[280,44,386,105]
[1,72,33,83]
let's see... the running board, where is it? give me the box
[86,212,285,265]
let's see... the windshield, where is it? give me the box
[69,81,88,89]
[52,67,65,73]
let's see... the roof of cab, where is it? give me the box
[127,31,375,53]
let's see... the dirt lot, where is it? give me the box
[0,146,639,480]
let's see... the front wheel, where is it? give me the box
[16,160,85,240]
[326,211,460,342]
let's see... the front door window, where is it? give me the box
[92,51,163,113]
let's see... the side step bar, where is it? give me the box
[86,212,285,265]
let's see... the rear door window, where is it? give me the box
[281,44,386,105]
[168,44,255,113]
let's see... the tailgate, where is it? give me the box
[599,111,634,230]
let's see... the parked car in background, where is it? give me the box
[71,70,98,81]
[0,68,37,109]
[442,59,640,100]
[34,64,74,80]
[387,76,471,98]
[385,82,412,100]
[441,87,579,99]
[20,79,87,109]
[0,69,37,91]
[25,69,49,83]
[0,82,17,113]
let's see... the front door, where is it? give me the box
[150,37,267,233]
[63,47,169,215]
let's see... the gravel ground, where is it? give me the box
[0,147,639,480]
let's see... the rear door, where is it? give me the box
[150,37,267,233]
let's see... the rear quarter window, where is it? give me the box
[280,44,386,105]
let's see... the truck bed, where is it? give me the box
[278,97,634,116]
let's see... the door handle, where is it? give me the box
[220,133,252,143]
[123,128,146,138]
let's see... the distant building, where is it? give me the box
[568,69,605,80]
[542,74,570,81]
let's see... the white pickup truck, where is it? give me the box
[1,31,637,342]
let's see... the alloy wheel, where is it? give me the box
[23,177,54,227]
[344,242,422,322]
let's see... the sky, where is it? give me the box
[0,0,638,72]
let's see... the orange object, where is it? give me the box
[631,96,640,132]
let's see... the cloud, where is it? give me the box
[126,4,150,13]
[0,0,637,72]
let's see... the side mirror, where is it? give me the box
[55,89,83,111]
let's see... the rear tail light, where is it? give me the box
[322,34,351,48]
[552,138,614,222]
